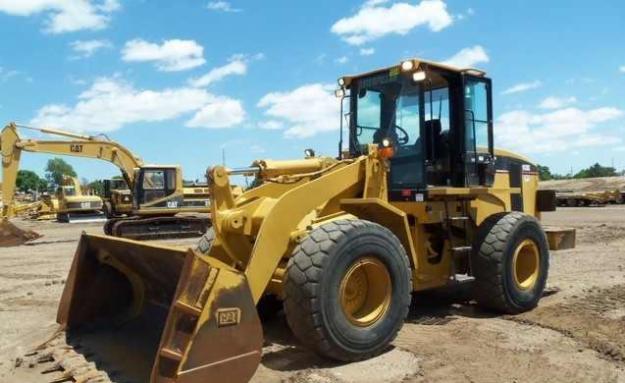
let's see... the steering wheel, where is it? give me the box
[394,125,409,145]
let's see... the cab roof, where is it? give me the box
[339,58,487,86]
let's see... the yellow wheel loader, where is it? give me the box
[1,123,210,239]
[102,178,133,217]
[30,59,575,383]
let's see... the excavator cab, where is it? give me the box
[343,60,495,200]
[135,166,181,210]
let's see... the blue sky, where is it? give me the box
[0,0,624,182]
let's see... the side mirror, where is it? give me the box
[304,148,316,158]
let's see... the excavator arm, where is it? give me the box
[1,122,143,218]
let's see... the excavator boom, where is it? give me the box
[1,122,142,218]
[1,122,210,239]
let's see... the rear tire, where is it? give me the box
[472,212,549,314]
[102,201,113,218]
[284,219,412,362]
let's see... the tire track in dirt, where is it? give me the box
[507,284,625,366]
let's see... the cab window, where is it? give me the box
[352,74,423,189]
[140,169,176,204]
[465,79,490,153]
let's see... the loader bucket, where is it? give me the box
[57,234,263,383]
[544,226,576,250]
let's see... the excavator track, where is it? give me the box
[104,215,211,240]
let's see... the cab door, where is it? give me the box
[135,168,178,210]
[463,75,494,186]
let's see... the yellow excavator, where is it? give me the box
[24,59,575,383]
[54,176,105,222]
[1,123,210,239]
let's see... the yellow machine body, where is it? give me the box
[55,176,103,217]
[54,59,575,383]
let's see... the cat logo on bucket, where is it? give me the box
[216,307,241,327]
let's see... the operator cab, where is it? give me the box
[340,59,494,201]
[103,178,128,195]
[134,166,181,209]
[57,185,77,198]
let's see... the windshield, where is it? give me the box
[62,186,77,196]
[352,73,421,150]
[351,72,424,188]
[111,179,127,190]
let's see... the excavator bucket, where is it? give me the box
[0,219,41,247]
[56,233,263,383]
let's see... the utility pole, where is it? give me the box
[222,148,226,166]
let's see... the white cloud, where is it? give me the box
[0,66,18,82]
[619,66,625,73]
[70,39,112,58]
[538,96,577,110]
[258,83,339,138]
[442,45,488,68]
[335,56,349,64]
[121,39,206,72]
[189,53,262,87]
[206,1,241,12]
[258,120,284,130]
[331,0,453,46]
[0,0,120,33]
[456,7,474,20]
[186,98,245,129]
[501,80,542,95]
[497,107,624,154]
[31,77,245,132]
[359,47,375,56]
[190,59,247,87]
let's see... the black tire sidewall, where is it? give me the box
[103,202,112,218]
[318,225,410,356]
[501,218,549,310]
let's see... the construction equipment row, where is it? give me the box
[556,189,624,207]
[1,123,210,238]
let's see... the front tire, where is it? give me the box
[284,219,412,362]
[102,201,113,218]
[472,212,549,314]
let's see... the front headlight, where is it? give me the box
[412,71,426,82]
[401,60,414,71]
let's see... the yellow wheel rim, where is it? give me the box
[339,257,392,327]
[512,239,540,290]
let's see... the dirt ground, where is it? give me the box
[1,206,625,383]
[541,176,625,192]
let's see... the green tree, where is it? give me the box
[45,158,77,187]
[88,180,105,196]
[574,163,617,179]
[537,165,552,181]
[16,170,48,192]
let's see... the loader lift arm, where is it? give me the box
[1,122,142,218]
